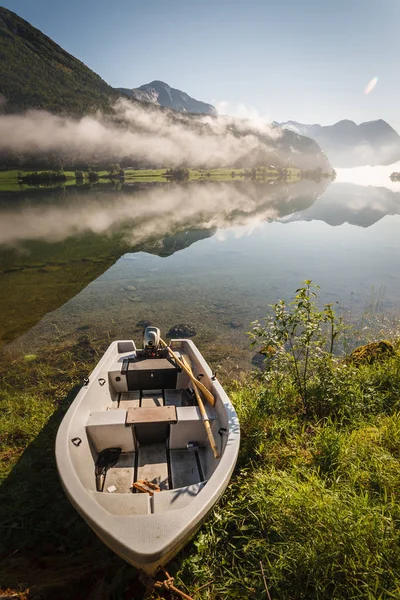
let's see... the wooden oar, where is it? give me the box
[181,356,220,459]
[160,338,215,406]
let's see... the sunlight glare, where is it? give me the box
[364,77,378,95]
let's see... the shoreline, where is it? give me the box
[1,287,399,599]
[0,166,332,192]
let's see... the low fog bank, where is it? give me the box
[0,180,327,250]
[0,98,285,169]
[335,163,400,190]
[328,143,400,169]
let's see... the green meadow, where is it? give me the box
[0,166,305,191]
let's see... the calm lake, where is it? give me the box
[1,164,400,373]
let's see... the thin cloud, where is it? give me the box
[214,101,279,138]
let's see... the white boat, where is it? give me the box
[55,328,240,575]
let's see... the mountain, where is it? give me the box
[117,80,217,115]
[0,8,216,119]
[281,182,400,228]
[0,6,119,115]
[277,119,400,167]
[0,7,331,173]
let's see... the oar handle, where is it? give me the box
[160,339,215,406]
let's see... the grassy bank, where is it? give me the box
[0,166,308,190]
[1,288,399,598]
[0,170,77,191]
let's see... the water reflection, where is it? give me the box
[283,182,400,227]
[1,176,400,367]
[0,179,327,348]
[0,179,326,250]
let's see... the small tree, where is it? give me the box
[249,281,345,415]
[165,167,190,182]
[88,171,99,182]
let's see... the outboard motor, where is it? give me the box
[143,326,161,351]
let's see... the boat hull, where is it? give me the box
[56,338,240,574]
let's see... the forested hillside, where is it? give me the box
[0,7,118,115]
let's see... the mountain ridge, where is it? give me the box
[117,80,217,115]
[0,6,119,115]
[276,119,400,167]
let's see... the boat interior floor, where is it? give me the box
[104,445,205,494]
[99,387,208,494]
[111,388,195,411]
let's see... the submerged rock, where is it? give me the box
[252,345,276,370]
[136,319,152,329]
[251,353,266,370]
[348,340,395,365]
[167,323,197,338]
[226,320,242,329]
[76,336,96,358]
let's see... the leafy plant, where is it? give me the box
[249,281,346,415]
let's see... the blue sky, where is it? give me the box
[3,0,400,128]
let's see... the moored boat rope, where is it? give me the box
[152,566,194,600]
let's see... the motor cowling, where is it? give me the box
[143,326,161,350]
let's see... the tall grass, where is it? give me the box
[174,285,400,598]
[176,379,400,599]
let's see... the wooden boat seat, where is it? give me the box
[126,406,177,425]
[126,406,177,445]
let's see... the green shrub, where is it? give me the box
[249,281,346,416]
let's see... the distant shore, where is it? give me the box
[0,166,333,192]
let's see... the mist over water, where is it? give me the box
[336,163,400,190]
[0,99,281,167]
